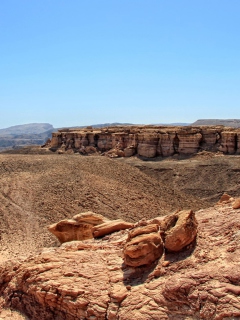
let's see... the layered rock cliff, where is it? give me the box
[47,125,240,158]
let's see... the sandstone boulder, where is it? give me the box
[218,193,232,203]
[1,204,240,319]
[123,224,164,267]
[160,209,198,252]
[48,211,108,243]
[233,198,240,209]
[92,219,134,238]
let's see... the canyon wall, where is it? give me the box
[48,125,240,158]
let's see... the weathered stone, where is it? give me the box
[160,209,198,252]
[218,131,237,154]
[137,133,159,158]
[123,146,136,157]
[1,204,240,319]
[124,224,163,267]
[48,211,108,243]
[177,131,202,154]
[92,219,133,238]
[48,125,240,157]
[233,198,240,209]
[157,133,176,156]
[218,193,231,203]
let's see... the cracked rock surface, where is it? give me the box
[1,201,240,319]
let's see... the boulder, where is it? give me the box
[92,219,134,238]
[2,204,240,319]
[123,224,164,267]
[233,198,240,209]
[218,193,231,203]
[48,211,108,243]
[160,209,198,252]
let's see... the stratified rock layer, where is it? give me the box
[48,125,240,157]
[1,201,240,319]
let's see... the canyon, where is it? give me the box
[0,124,240,319]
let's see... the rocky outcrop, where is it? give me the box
[48,212,134,243]
[1,200,240,319]
[233,198,240,209]
[123,224,164,267]
[92,219,134,238]
[48,211,109,243]
[160,209,198,252]
[47,125,240,158]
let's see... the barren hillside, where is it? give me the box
[1,151,240,263]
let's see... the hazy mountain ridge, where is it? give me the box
[0,123,54,135]
[192,119,240,127]
[0,124,55,150]
[1,120,240,151]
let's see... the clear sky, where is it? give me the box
[0,0,240,128]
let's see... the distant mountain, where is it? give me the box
[153,123,190,126]
[58,123,133,130]
[192,119,240,128]
[0,123,54,136]
[0,123,55,151]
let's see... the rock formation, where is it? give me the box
[48,212,134,243]
[47,125,240,158]
[1,198,240,319]
[160,209,198,252]
[48,211,108,243]
[123,224,164,267]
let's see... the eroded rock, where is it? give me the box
[123,224,164,267]
[48,125,240,158]
[218,193,232,203]
[1,203,240,319]
[233,198,240,209]
[48,212,134,243]
[48,211,109,243]
[160,209,198,252]
[92,219,134,238]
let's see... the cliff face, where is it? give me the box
[48,125,240,157]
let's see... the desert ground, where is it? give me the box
[0,149,240,319]
[0,150,240,262]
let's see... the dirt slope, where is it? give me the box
[0,153,204,261]
[1,152,240,262]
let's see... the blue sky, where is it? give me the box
[0,1,240,128]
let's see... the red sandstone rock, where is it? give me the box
[218,193,232,203]
[233,198,240,209]
[92,219,133,238]
[48,125,240,158]
[160,209,198,252]
[1,204,240,319]
[48,211,109,243]
[123,224,164,267]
